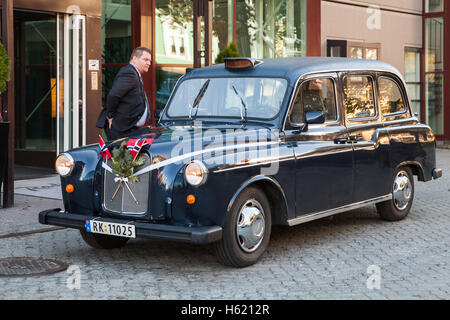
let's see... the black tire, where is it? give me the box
[80,230,129,249]
[376,167,414,221]
[214,187,272,268]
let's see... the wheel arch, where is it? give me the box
[396,161,425,181]
[227,175,289,226]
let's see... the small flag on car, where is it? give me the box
[126,138,155,160]
[99,135,112,160]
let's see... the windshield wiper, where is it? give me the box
[189,79,210,119]
[232,85,247,123]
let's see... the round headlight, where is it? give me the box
[184,161,208,186]
[55,153,74,177]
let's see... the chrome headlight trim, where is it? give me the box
[55,153,75,177]
[184,160,208,186]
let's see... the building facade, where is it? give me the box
[0,0,448,170]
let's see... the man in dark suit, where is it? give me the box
[96,47,152,140]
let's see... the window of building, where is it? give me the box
[327,40,380,60]
[425,16,444,135]
[289,78,337,125]
[348,42,380,60]
[343,76,376,120]
[404,48,422,118]
[378,77,406,115]
[425,0,444,13]
[101,0,132,106]
[236,0,307,59]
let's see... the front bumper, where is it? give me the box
[39,209,222,245]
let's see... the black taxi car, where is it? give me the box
[39,57,442,267]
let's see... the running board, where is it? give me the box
[287,195,392,227]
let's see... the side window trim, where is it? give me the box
[285,74,340,130]
[378,74,410,118]
[343,73,379,122]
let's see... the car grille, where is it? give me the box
[103,153,151,215]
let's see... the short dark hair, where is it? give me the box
[130,47,152,61]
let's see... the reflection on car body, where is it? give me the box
[39,57,442,267]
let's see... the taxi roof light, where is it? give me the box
[224,57,263,70]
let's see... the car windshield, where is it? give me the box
[166,77,288,120]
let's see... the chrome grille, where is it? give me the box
[103,153,151,215]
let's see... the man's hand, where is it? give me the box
[107,117,113,129]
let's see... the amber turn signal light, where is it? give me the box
[186,194,196,205]
[66,184,74,193]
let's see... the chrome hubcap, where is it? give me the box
[236,199,265,253]
[393,171,412,211]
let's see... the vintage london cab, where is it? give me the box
[39,57,442,267]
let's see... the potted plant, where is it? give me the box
[214,42,241,64]
[0,41,11,200]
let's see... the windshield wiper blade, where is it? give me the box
[189,79,210,119]
[232,85,247,122]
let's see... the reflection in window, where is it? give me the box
[349,47,363,59]
[425,17,444,72]
[344,76,376,119]
[156,1,193,64]
[404,48,421,118]
[167,77,287,119]
[102,0,131,64]
[365,48,378,60]
[378,78,405,115]
[101,0,132,106]
[236,0,307,58]
[426,73,444,135]
[290,78,337,124]
[156,67,186,111]
[425,0,444,13]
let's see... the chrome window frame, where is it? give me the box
[283,73,341,131]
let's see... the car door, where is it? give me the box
[282,73,354,216]
[341,72,392,203]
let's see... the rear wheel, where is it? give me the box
[214,187,272,267]
[376,167,414,221]
[80,230,129,249]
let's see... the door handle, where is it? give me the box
[334,137,349,144]
[348,134,363,142]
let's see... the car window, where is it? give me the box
[289,78,337,124]
[378,77,406,115]
[166,77,287,119]
[343,76,376,120]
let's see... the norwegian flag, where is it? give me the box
[98,135,112,160]
[126,138,146,160]
[126,137,155,160]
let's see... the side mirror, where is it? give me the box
[305,112,325,124]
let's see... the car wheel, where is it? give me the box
[80,230,129,249]
[376,167,414,221]
[214,187,271,267]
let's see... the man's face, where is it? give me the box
[132,51,152,74]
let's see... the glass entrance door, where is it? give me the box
[14,10,87,157]
[14,10,57,152]
[57,13,86,153]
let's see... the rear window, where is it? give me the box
[378,77,406,115]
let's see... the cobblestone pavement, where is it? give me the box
[0,150,449,300]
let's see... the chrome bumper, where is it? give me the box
[432,168,443,180]
[39,208,222,244]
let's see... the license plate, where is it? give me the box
[85,220,136,239]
